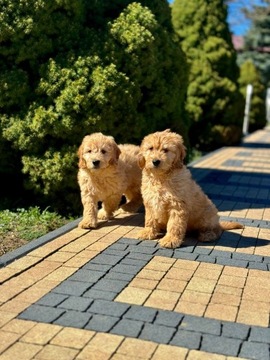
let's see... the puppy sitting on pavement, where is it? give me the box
[137,129,243,248]
[77,132,142,229]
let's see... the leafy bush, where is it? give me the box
[0,0,189,215]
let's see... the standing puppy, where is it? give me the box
[138,129,243,248]
[78,132,142,229]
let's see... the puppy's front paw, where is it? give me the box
[78,218,97,229]
[159,235,182,249]
[138,227,158,240]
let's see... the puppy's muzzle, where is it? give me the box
[92,160,100,168]
[152,159,161,167]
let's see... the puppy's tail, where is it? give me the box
[220,221,244,230]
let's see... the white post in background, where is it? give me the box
[243,84,253,136]
[266,87,270,124]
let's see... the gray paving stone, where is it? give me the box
[126,253,153,261]
[170,330,201,349]
[180,315,221,335]
[19,304,65,323]
[239,341,270,360]
[222,322,250,340]
[152,249,174,258]
[123,305,157,323]
[232,253,263,262]
[105,271,135,281]
[119,238,141,245]
[82,263,112,272]
[196,255,216,263]
[173,252,198,261]
[139,323,176,344]
[54,310,92,328]
[85,314,119,332]
[127,245,157,254]
[87,299,130,317]
[36,293,68,307]
[201,334,241,356]
[82,289,117,301]
[107,243,129,251]
[211,250,232,258]
[53,280,92,296]
[91,254,123,266]
[216,257,248,268]
[193,247,212,255]
[110,319,143,337]
[248,262,268,270]
[174,245,195,253]
[58,296,93,311]
[103,249,129,257]
[112,263,142,275]
[68,269,105,283]
[154,310,183,327]
[120,258,148,267]
[249,326,270,343]
[91,278,128,293]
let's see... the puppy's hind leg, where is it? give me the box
[98,195,122,220]
[121,189,143,213]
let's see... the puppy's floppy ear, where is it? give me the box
[109,142,121,165]
[138,153,145,169]
[173,135,186,168]
[78,144,87,169]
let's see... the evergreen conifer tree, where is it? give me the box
[172,0,244,150]
[238,1,270,87]
[239,60,266,132]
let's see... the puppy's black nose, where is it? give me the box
[152,159,160,167]
[92,160,100,167]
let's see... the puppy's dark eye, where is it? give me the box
[149,147,153,151]
[163,148,168,153]
[87,149,92,153]
[101,149,106,154]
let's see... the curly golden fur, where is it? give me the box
[77,132,142,229]
[138,129,243,248]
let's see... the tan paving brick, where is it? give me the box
[129,277,159,290]
[237,308,269,327]
[116,338,157,359]
[0,267,19,284]
[180,290,212,305]
[0,331,21,354]
[194,266,222,280]
[211,292,241,307]
[214,284,242,296]
[218,274,246,288]
[157,278,187,292]
[137,269,165,281]
[0,341,42,360]
[1,319,36,335]
[221,266,248,277]
[205,303,238,322]
[174,259,200,270]
[8,256,40,270]
[186,277,217,293]
[145,260,174,272]
[50,327,95,349]
[76,333,124,360]
[164,267,194,281]
[187,350,227,359]
[115,287,152,305]
[174,300,206,316]
[46,251,76,263]
[21,323,62,345]
[44,266,77,282]
[151,344,188,359]
[34,344,79,360]
[0,299,30,315]
[144,289,180,310]
[0,311,16,328]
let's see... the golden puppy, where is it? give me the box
[138,129,243,248]
[77,132,142,229]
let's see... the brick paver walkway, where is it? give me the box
[0,127,270,360]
